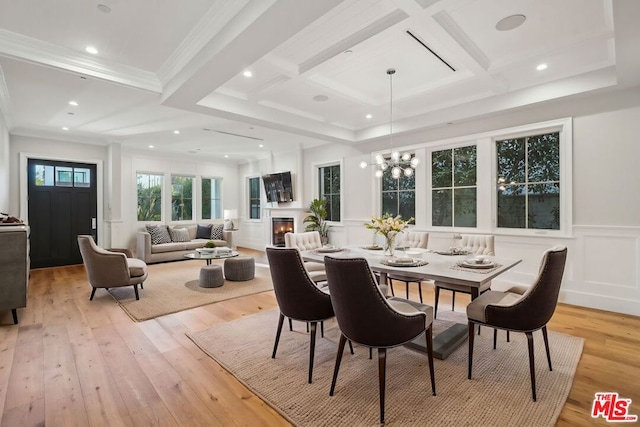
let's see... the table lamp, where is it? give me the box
[223,209,238,230]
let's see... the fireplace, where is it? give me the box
[272,218,294,247]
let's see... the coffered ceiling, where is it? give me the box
[0,0,637,163]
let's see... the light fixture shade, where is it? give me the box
[223,209,238,220]
[375,154,385,165]
[401,152,411,161]
[375,169,383,178]
[410,157,420,168]
[391,151,400,163]
[360,161,368,169]
[391,167,401,178]
[404,168,413,177]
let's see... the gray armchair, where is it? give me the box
[324,256,436,424]
[466,245,567,401]
[78,235,148,300]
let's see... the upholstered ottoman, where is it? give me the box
[199,265,224,288]
[224,256,255,281]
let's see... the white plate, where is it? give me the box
[460,259,495,269]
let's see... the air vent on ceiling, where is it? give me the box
[406,30,455,72]
[203,128,264,141]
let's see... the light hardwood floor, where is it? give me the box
[0,248,638,426]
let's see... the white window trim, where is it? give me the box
[312,159,344,225]
[490,118,572,237]
[200,176,224,221]
[135,171,165,224]
[169,174,196,224]
[427,141,479,230]
[246,175,263,222]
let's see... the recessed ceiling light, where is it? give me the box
[259,144,264,148]
[97,4,111,13]
[173,130,180,134]
[495,14,526,31]
[85,46,98,55]
[62,127,69,131]
[536,63,548,71]
[148,145,154,149]
[366,114,372,119]
[313,95,329,102]
[344,49,353,54]
[224,155,229,158]
[68,100,78,106]
[243,70,253,78]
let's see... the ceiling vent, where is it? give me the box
[203,128,264,141]
[406,30,455,72]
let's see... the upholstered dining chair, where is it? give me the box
[324,256,436,424]
[77,235,148,300]
[284,231,327,282]
[387,231,429,302]
[266,247,338,384]
[434,234,495,316]
[466,245,567,401]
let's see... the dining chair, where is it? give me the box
[434,234,495,316]
[284,231,327,282]
[386,231,429,302]
[324,256,436,424]
[466,245,567,401]
[266,247,337,384]
[77,235,148,300]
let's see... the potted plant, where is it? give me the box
[204,241,216,248]
[304,198,330,244]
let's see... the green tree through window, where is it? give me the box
[381,160,415,223]
[137,173,163,221]
[249,177,261,220]
[171,176,194,221]
[319,164,340,222]
[202,177,222,219]
[432,145,477,227]
[497,132,560,230]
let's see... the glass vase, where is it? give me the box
[383,233,396,257]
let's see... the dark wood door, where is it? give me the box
[27,159,97,268]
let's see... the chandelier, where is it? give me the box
[360,68,420,178]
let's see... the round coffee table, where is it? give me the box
[184,250,239,265]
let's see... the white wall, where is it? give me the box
[238,90,640,316]
[118,148,241,251]
[0,113,9,213]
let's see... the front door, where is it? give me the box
[27,159,97,268]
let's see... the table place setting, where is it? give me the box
[435,247,471,256]
[451,255,502,273]
[312,244,347,254]
[379,256,428,268]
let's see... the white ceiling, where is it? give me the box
[0,0,638,163]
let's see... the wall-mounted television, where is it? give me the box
[262,171,294,203]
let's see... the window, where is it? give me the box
[318,164,340,222]
[381,160,415,223]
[248,177,261,220]
[137,173,163,221]
[171,175,194,221]
[34,164,91,188]
[496,132,560,230]
[432,145,477,227]
[202,177,222,220]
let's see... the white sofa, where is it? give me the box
[136,224,233,264]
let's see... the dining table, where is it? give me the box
[301,246,522,359]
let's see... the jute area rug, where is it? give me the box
[188,309,584,427]
[108,259,273,321]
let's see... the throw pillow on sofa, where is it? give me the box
[196,224,213,239]
[146,224,171,245]
[211,224,224,240]
[169,227,190,242]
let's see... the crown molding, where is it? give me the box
[156,0,250,86]
[0,28,161,93]
[0,65,13,130]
